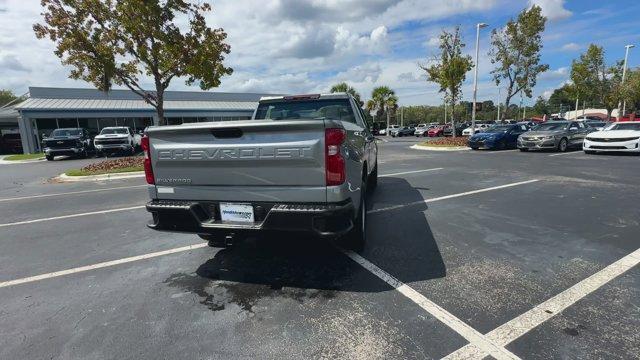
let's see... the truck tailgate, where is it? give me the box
[147,120,326,188]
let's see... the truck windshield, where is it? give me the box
[100,128,129,135]
[255,99,355,123]
[51,129,82,137]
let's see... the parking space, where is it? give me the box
[0,136,638,359]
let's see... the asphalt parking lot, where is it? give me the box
[0,137,638,359]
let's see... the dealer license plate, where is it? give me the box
[219,203,254,223]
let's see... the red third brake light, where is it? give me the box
[325,128,346,186]
[141,135,155,185]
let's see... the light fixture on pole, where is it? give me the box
[471,22,488,135]
[619,44,635,120]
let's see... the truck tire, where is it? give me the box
[46,154,54,161]
[346,177,367,252]
[367,162,378,193]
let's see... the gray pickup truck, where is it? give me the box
[143,93,378,249]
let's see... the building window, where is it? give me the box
[58,118,78,128]
[167,117,182,125]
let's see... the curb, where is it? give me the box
[54,171,145,182]
[0,157,46,164]
[411,144,471,152]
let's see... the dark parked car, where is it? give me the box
[42,128,94,160]
[468,123,529,150]
[517,121,593,152]
[443,123,469,137]
[390,126,415,137]
[1,133,23,153]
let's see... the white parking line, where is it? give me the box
[369,179,540,214]
[470,149,520,154]
[380,168,443,177]
[341,249,520,360]
[548,151,582,157]
[0,205,146,228]
[0,243,208,289]
[0,185,147,203]
[443,247,640,359]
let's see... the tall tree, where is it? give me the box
[531,96,550,117]
[421,26,472,137]
[330,82,364,107]
[621,68,640,113]
[0,89,26,108]
[489,5,549,120]
[570,44,622,120]
[366,86,398,132]
[34,0,233,125]
[547,83,575,114]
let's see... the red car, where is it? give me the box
[427,125,448,137]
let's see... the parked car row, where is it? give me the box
[42,126,142,161]
[466,120,640,154]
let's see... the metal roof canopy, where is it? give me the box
[28,87,274,102]
[16,98,258,111]
[15,87,281,112]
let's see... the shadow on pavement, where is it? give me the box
[163,176,445,312]
[364,176,446,284]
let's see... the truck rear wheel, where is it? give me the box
[346,178,367,252]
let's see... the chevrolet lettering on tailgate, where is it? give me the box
[157,146,314,160]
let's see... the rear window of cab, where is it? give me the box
[255,99,356,123]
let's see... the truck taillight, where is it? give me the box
[141,135,154,185]
[325,128,346,186]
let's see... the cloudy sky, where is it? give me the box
[1,0,639,106]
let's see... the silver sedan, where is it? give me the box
[517,121,593,152]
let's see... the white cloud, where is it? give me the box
[540,66,569,80]
[335,63,383,83]
[425,36,440,48]
[0,0,502,104]
[560,42,580,51]
[528,0,572,21]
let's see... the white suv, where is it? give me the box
[94,127,137,156]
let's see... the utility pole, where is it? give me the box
[582,100,585,117]
[619,44,635,120]
[471,22,488,135]
[444,101,447,124]
[400,106,404,126]
[575,97,579,120]
[496,87,501,122]
[519,92,523,120]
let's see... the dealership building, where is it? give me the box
[8,87,272,154]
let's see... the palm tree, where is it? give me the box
[330,82,364,107]
[367,86,398,132]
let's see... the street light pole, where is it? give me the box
[471,22,488,135]
[619,44,635,120]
